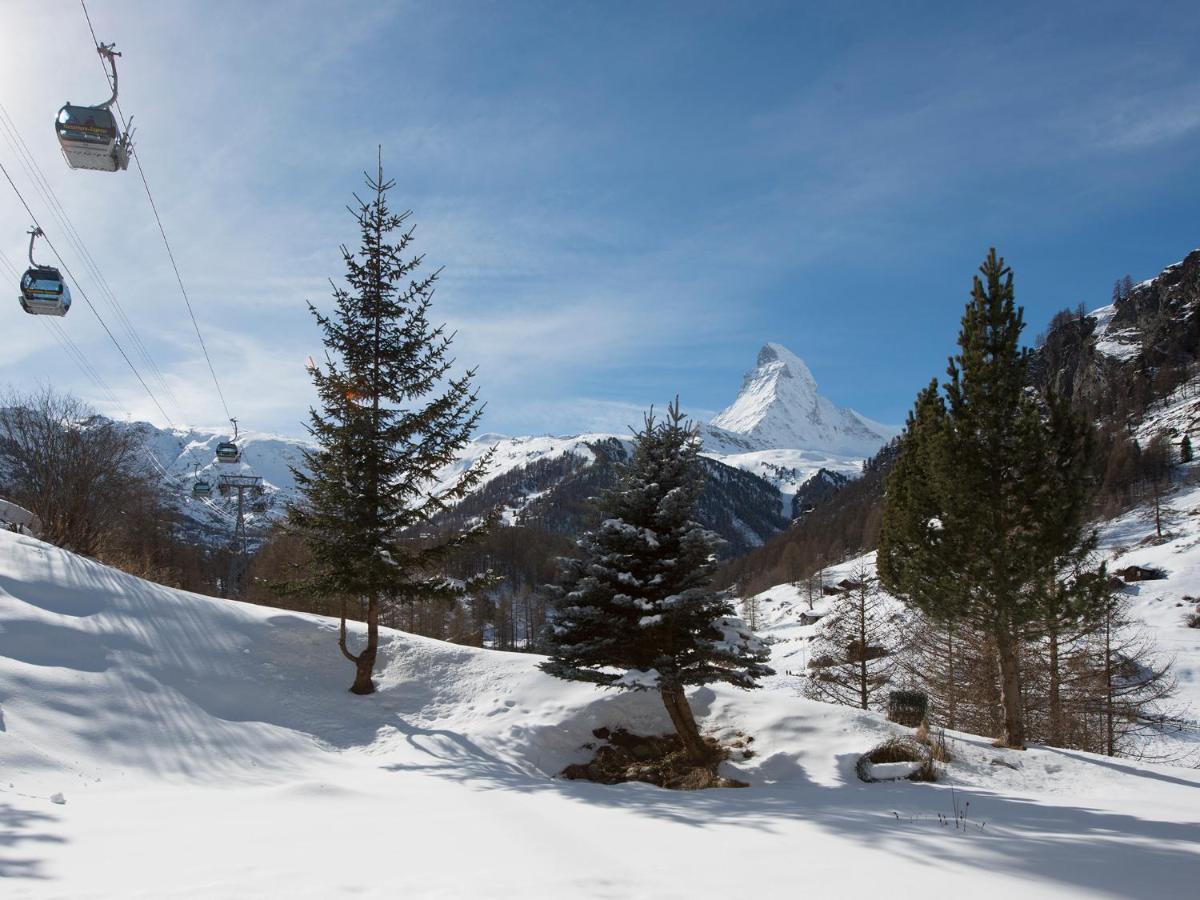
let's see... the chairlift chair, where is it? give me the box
[56,43,133,172]
[18,228,70,316]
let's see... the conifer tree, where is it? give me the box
[740,594,763,631]
[541,399,773,763]
[803,564,901,710]
[1181,434,1193,464]
[1088,592,1175,757]
[287,156,493,695]
[879,249,1101,748]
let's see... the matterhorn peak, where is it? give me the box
[749,342,817,393]
[709,343,897,457]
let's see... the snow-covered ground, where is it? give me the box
[1,531,1198,897]
[1095,482,1200,715]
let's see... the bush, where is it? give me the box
[856,737,937,783]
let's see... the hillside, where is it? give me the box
[1,531,1198,897]
[747,473,1200,744]
[722,249,1200,595]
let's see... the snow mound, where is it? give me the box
[0,532,1198,897]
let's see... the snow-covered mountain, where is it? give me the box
[710,343,898,457]
[130,344,895,545]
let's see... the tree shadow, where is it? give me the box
[0,802,65,880]
[1037,744,1200,790]
[373,715,1200,898]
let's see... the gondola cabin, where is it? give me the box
[19,266,71,316]
[55,43,133,173]
[55,105,130,172]
[192,478,213,498]
[215,441,241,465]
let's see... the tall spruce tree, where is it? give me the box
[879,249,1100,748]
[287,156,492,695]
[540,399,773,764]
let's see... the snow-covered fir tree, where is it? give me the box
[803,565,901,710]
[540,399,773,763]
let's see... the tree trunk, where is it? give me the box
[946,625,957,731]
[1048,628,1062,746]
[1104,607,1115,757]
[858,588,868,710]
[993,624,1026,749]
[340,595,380,695]
[659,684,709,765]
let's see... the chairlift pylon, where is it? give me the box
[18,227,71,317]
[56,42,134,172]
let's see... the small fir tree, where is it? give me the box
[287,155,493,694]
[541,399,773,763]
[1181,434,1193,464]
[803,564,901,710]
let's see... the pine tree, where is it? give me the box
[286,155,493,694]
[541,399,773,763]
[1181,434,1193,464]
[803,564,901,710]
[879,249,1101,748]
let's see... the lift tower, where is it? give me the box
[218,473,264,598]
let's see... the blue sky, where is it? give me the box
[1,1,1198,438]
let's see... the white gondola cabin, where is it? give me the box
[56,43,133,172]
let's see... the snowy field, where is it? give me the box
[1,532,1198,898]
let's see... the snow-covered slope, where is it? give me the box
[711,343,898,456]
[1,531,1198,897]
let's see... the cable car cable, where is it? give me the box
[0,101,182,412]
[80,0,234,425]
[2,158,177,429]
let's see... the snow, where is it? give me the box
[1094,483,1200,717]
[865,760,921,780]
[710,343,898,456]
[614,668,661,688]
[1089,302,1139,361]
[704,447,865,514]
[2,532,1199,896]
